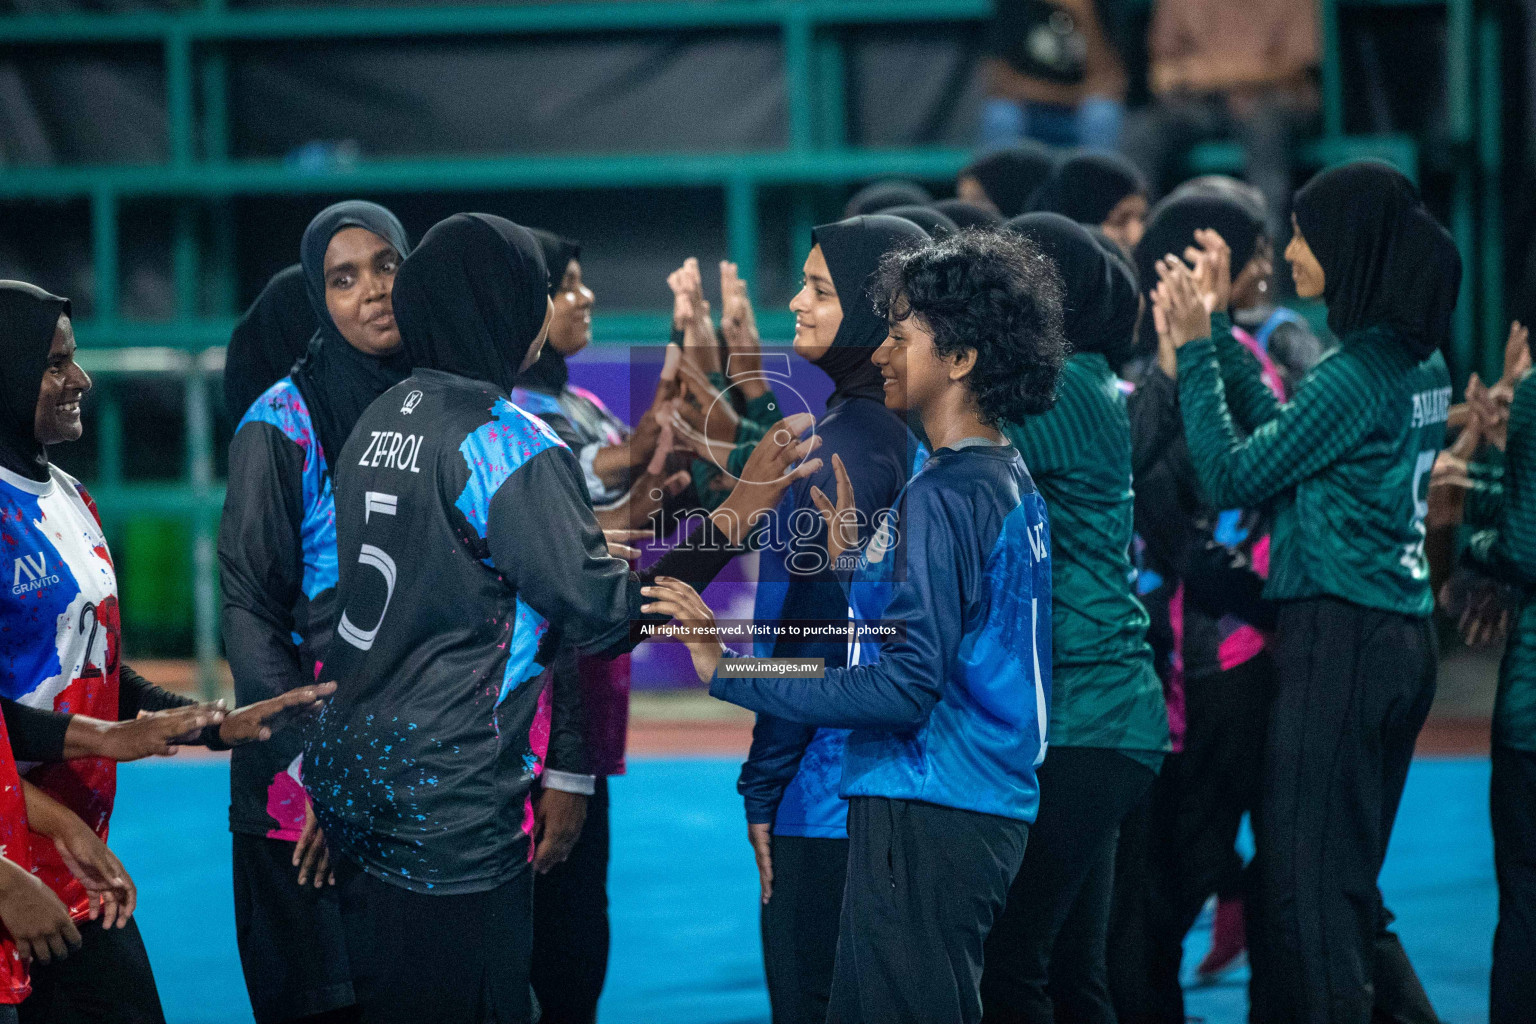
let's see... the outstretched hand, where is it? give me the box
[94,704,225,761]
[710,415,824,547]
[639,576,726,684]
[218,681,337,746]
[604,529,650,561]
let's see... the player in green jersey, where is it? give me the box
[1153,161,1461,1024]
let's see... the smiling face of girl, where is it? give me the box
[789,244,843,364]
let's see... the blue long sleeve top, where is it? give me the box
[737,395,917,837]
[712,440,1052,823]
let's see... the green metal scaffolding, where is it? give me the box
[0,0,1504,692]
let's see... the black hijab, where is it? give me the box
[516,229,582,395]
[0,282,70,483]
[1008,213,1139,362]
[393,213,550,396]
[881,205,960,238]
[931,198,1005,231]
[1134,192,1265,305]
[809,214,931,405]
[843,180,934,218]
[290,200,413,469]
[1292,161,1461,360]
[1030,151,1148,226]
[223,264,317,425]
[961,142,1056,218]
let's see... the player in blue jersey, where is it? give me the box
[641,228,1067,1024]
[736,214,927,1024]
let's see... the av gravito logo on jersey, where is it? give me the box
[12,553,60,595]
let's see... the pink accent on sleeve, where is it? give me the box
[523,680,554,858]
[264,770,308,841]
[1166,585,1188,753]
[1231,326,1287,401]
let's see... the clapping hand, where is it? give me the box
[720,261,767,396]
[1152,256,1212,350]
[668,258,722,374]
[676,360,741,444]
[1185,229,1233,314]
[1500,320,1531,390]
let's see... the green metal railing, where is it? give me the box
[0,0,1504,691]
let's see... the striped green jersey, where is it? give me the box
[1177,313,1451,618]
[1468,370,1536,751]
[1004,353,1168,755]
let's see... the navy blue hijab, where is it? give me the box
[290,200,413,469]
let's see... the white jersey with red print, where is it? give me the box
[0,463,122,920]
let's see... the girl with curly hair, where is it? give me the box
[640,228,1067,1024]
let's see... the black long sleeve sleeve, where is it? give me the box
[218,421,312,709]
[542,642,591,785]
[486,448,750,662]
[118,664,229,750]
[117,664,197,717]
[1128,365,1183,481]
[0,698,70,763]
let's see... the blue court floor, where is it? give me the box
[111,756,1495,1024]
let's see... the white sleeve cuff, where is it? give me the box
[542,770,597,796]
[577,443,612,503]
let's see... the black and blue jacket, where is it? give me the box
[218,377,339,839]
[307,369,739,893]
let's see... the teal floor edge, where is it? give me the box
[110,757,1495,1024]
